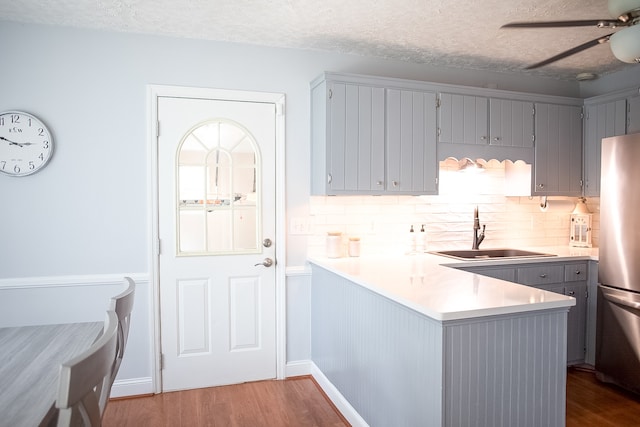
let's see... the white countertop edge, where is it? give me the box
[308,246,592,322]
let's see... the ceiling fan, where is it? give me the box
[502,0,640,69]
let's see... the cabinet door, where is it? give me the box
[461,266,516,282]
[583,100,626,196]
[628,94,640,134]
[489,99,534,148]
[328,82,385,193]
[565,283,587,364]
[386,89,438,194]
[534,103,583,196]
[438,93,488,145]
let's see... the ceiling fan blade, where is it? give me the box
[524,34,613,69]
[502,19,622,29]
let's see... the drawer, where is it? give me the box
[564,263,587,282]
[517,264,564,286]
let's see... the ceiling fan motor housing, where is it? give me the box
[610,25,640,63]
[608,0,640,19]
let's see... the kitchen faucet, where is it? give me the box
[472,206,486,250]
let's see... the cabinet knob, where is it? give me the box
[537,184,545,189]
[567,291,576,296]
[480,136,487,141]
[493,136,501,142]
[392,181,399,187]
[539,273,547,278]
[376,181,384,186]
[575,270,581,275]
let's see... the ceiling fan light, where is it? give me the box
[610,25,640,63]
[608,0,640,19]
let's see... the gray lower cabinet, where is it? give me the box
[458,261,588,365]
[311,264,568,427]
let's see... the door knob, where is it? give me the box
[255,258,274,267]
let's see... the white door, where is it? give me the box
[157,94,277,391]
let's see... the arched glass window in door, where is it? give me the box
[176,119,260,255]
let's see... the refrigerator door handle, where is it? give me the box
[602,289,640,310]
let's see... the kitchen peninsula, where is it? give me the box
[309,249,596,427]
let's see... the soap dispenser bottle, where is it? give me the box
[408,225,416,254]
[417,224,426,253]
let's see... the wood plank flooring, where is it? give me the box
[102,376,348,427]
[104,369,640,426]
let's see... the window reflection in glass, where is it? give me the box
[176,120,259,255]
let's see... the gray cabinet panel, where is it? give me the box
[517,264,564,286]
[534,103,583,196]
[628,94,640,134]
[489,99,534,148]
[439,93,488,145]
[386,89,437,194]
[583,100,626,196]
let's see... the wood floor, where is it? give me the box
[102,376,348,427]
[104,369,640,426]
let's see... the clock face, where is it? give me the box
[0,111,54,177]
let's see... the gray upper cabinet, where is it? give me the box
[438,94,534,148]
[533,103,583,196]
[311,78,385,195]
[628,93,640,134]
[438,93,488,145]
[386,89,438,194]
[583,99,627,196]
[311,73,438,195]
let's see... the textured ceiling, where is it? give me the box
[1,0,637,81]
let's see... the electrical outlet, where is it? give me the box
[289,217,313,235]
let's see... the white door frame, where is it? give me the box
[147,84,286,392]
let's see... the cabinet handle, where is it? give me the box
[539,274,547,278]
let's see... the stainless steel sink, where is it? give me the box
[431,248,556,260]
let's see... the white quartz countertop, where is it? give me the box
[308,246,598,322]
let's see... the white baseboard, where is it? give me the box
[309,362,369,427]
[285,360,312,377]
[110,377,154,398]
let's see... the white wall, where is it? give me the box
[0,21,629,393]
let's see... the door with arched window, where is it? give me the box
[157,93,279,391]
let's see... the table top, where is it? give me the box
[0,322,103,427]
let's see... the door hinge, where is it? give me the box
[436,98,441,108]
[156,120,160,137]
[328,89,333,100]
[437,128,441,136]
[160,353,165,370]
[157,238,162,256]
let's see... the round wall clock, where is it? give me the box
[0,111,54,176]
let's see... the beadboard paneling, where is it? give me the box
[311,265,443,427]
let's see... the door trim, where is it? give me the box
[147,84,286,392]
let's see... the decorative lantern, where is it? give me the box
[570,197,592,248]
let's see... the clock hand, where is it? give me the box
[0,136,24,146]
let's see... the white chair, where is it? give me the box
[55,311,118,427]
[108,277,136,387]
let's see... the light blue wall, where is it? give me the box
[0,20,636,388]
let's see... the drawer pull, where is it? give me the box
[575,270,581,275]
[539,274,547,278]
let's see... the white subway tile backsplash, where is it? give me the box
[307,165,600,256]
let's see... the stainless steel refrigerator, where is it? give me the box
[596,132,640,394]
